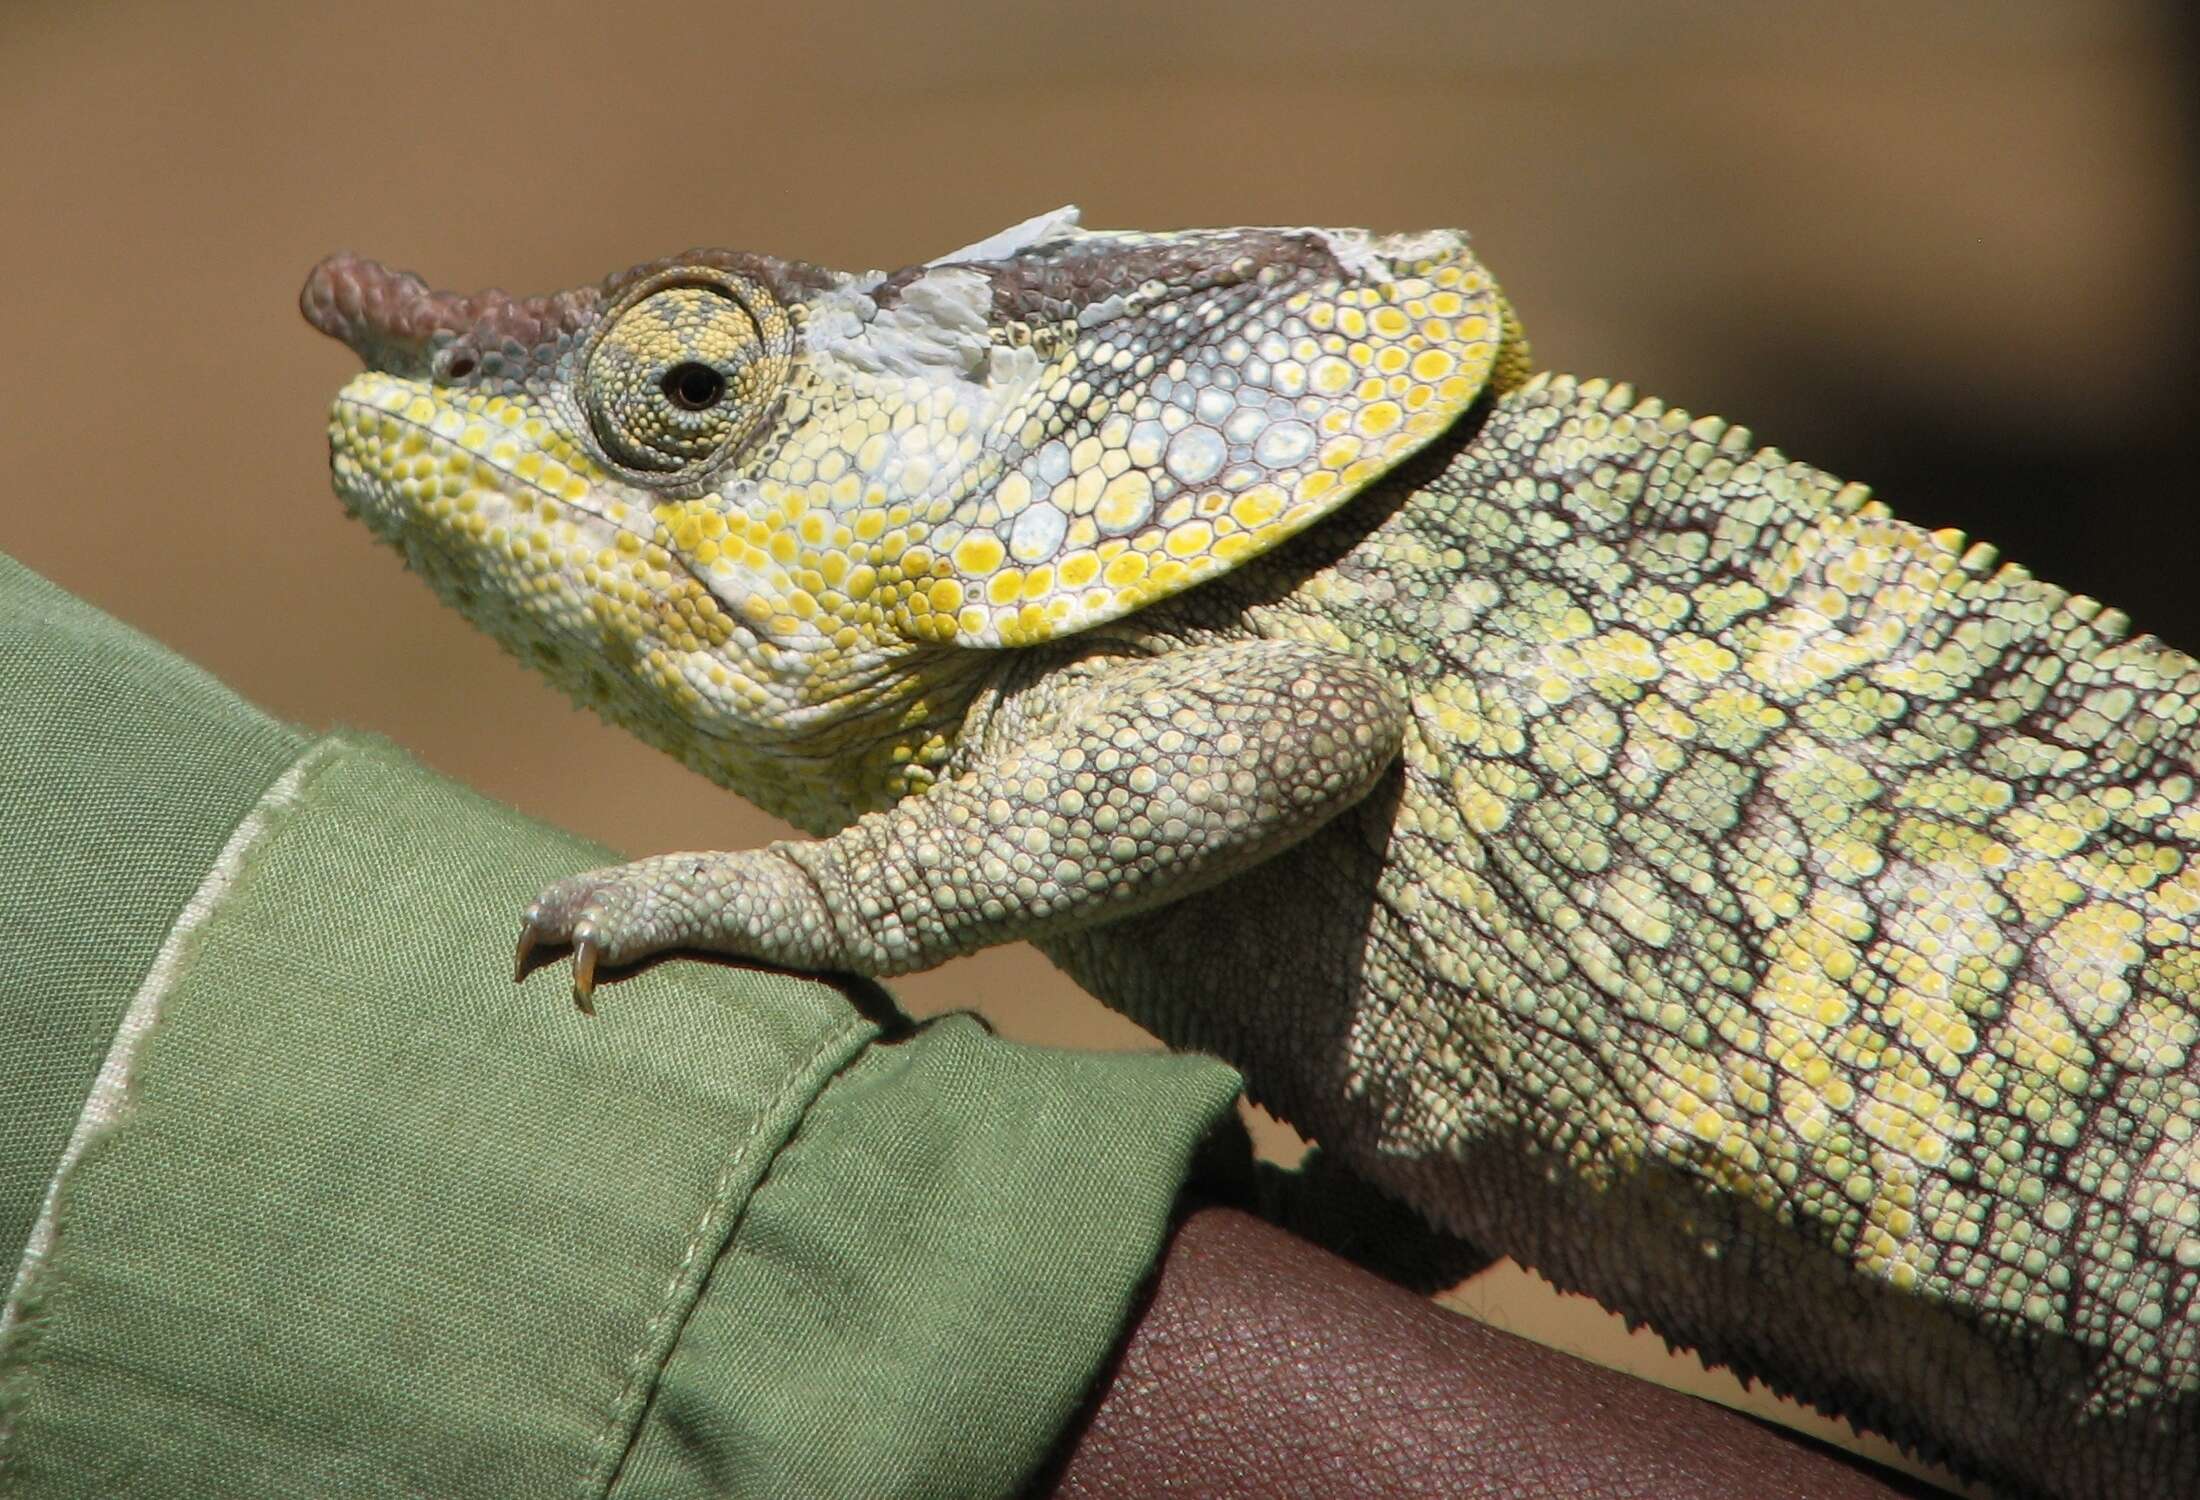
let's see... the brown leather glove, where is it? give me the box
[1035,1204,1939,1499]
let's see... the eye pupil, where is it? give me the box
[663,362,726,411]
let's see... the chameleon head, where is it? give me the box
[303,209,1527,819]
[300,248,845,784]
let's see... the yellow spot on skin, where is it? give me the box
[1353,400,1403,438]
[1309,355,1353,396]
[1457,780,1511,834]
[1165,521,1215,558]
[1104,552,1148,589]
[1097,470,1155,530]
[1409,348,1457,383]
[1232,485,1284,529]
[954,534,1006,575]
[1665,635,1739,682]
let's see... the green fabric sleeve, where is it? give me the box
[0,552,1245,1499]
[0,554,310,1270]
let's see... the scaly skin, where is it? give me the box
[303,211,2199,1497]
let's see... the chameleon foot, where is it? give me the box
[515,860,699,1014]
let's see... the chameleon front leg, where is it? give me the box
[516,640,1406,1008]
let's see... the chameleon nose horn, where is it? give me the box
[299,253,450,373]
[299,253,598,374]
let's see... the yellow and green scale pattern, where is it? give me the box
[307,215,2197,1495]
[322,222,1520,829]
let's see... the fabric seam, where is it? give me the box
[579,1008,878,1498]
[0,737,342,1349]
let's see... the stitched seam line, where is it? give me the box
[578,1009,877,1498]
[0,736,341,1346]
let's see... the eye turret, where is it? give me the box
[581,273,790,477]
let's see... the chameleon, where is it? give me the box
[301,208,2199,1498]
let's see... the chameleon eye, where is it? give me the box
[581,278,789,476]
[661,361,726,412]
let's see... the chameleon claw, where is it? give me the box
[571,933,600,1015]
[515,900,597,1014]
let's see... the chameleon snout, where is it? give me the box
[300,253,452,377]
[300,253,596,379]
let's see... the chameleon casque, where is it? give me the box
[302,208,2199,1497]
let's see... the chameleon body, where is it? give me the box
[303,211,2199,1497]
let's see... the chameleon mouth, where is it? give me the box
[326,371,651,551]
[324,371,696,676]
[323,371,824,745]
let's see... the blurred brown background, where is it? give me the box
[5,1,2193,1486]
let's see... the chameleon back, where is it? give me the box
[1049,371,2200,1495]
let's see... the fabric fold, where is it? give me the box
[0,554,1243,1499]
